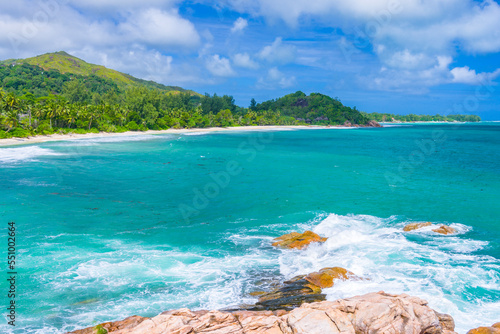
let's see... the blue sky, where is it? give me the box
[1,0,499,119]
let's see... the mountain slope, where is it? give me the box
[0,51,198,95]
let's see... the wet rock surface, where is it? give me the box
[68,292,458,334]
[403,222,432,231]
[467,323,500,334]
[432,225,457,235]
[271,230,327,250]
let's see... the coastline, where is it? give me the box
[0,125,354,147]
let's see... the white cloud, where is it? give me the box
[213,0,500,92]
[0,1,208,87]
[257,67,296,89]
[0,2,201,59]
[120,8,200,50]
[367,55,453,92]
[70,45,209,86]
[258,37,296,64]
[206,54,236,76]
[451,66,500,84]
[231,17,248,33]
[384,50,435,70]
[233,52,259,69]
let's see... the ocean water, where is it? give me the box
[0,123,499,333]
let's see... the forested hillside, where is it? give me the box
[0,51,195,94]
[0,52,479,139]
[253,91,371,125]
[365,112,481,123]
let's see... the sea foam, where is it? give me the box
[276,213,500,333]
[0,146,64,164]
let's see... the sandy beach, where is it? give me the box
[0,125,353,147]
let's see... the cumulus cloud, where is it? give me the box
[0,0,207,88]
[257,67,296,89]
[384,50,435,70]
[0,2,201,58]
[231,17,248,33]
[206,54,236,76]
[368,55,453,92]
[233,53,259,69]
[67,0,178,10]
[212,0,500,91]
[119,8,200,49]
[451,66,500,84]
[258,37,296,64]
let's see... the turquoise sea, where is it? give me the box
[0,123,499,333]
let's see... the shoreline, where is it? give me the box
[0,125,355,147]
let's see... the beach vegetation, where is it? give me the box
[0,52,481,139]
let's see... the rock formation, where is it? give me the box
[432,225,457,235]
[403,222,456,235]
[467,323,500,334]
[403,222,432,231]
[271,231,327,250]
[231,267,359,311]
[68,291,457,334]
[367,120,383,127]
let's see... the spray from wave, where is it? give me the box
[0,146,65,164]
[277,214,500,333]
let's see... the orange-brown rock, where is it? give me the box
[272,231,327,250]
[432,225,457,235]
[435,311,456,332]
[403,222,432,231]
[249,291,267,297]
[68,315,147,334]
[68,292,457,334]
[467,323,500,334]
[304,267,357,288]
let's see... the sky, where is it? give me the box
[0,0,499,119]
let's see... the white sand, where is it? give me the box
[0,125,353,147]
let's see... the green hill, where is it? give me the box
[253,91,372,126]
[0,51,199,95]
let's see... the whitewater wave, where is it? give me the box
[52,134,170,146]
[10,213,499,334]
[0,146,65,164]
[17,236,277,333]
[181,131,212,136]
[276,213,500,333]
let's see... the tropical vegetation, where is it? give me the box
[0,52,480,139]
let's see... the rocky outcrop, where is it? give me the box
[367,120,382,127]
[68,292,457,334]
[435,312,456,333]
[432,225,457,235]
[403,222,456,235]
[467,323,500,334]
[303,267,358,288]
[69,315,147,334]
[272,231,327,250]
[237,267,360,311]
[403,222,432,231]
[238,267,359,311]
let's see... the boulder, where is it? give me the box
[432,225,457,235]
[435,311,456,332]
[367,120,383,127]
[67,315,147,334]
[304,267,358,288]
[238,267,359,311]
[403,222,432,232]
[68,292,456,334]
[272,231,327,250]
[255,276,325,310]
[467,323,500,334]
